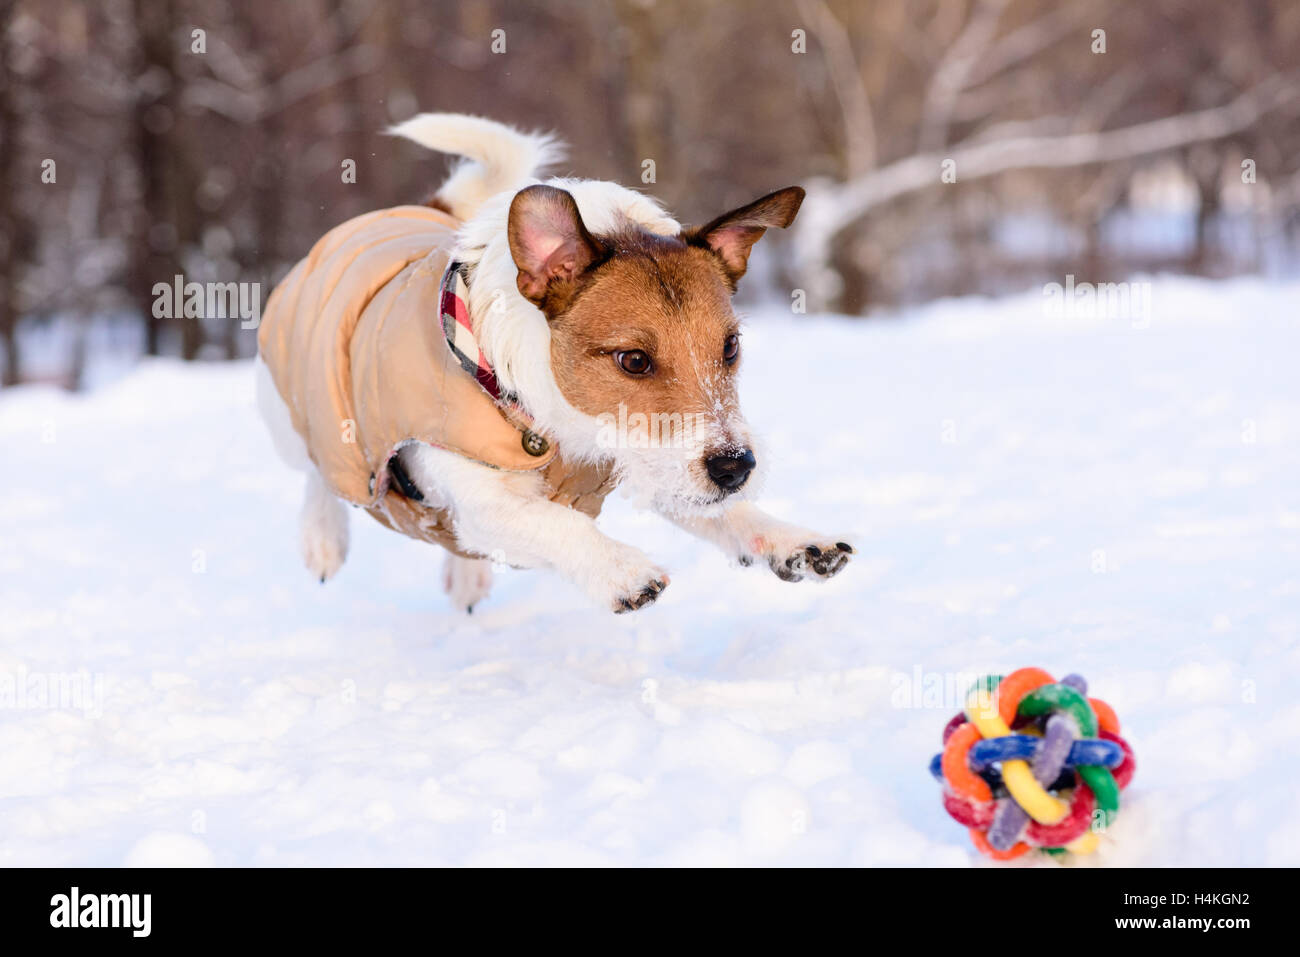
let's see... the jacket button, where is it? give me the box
[521,430,549,456]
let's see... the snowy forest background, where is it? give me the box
[1,0,1299,389]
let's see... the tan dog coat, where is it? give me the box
[258,205,615,558]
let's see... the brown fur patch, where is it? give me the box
[508,185,609,315]
[546,228,743,451]
[683,186,805,287]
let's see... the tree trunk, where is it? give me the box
[129,0,203,359]
[0,0,24,385]
[1193,175,1220,275]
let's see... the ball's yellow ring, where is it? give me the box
[1065,830,1099,854]
[965,690,1068,826]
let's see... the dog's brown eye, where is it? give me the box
[723,334,740,364]
[616,350,652,376]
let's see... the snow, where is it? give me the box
[1,275,1297,866]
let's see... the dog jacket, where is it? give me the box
[258,205,615,558]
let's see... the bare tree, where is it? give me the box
[791,0,1300,309]
[0,0,27,384]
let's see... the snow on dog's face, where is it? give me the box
[507,184,804,515]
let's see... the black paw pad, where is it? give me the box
[809,548,849,576]
[770,553,805,582]
[615,578,668,613]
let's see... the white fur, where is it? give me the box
[398,445,668,611]
[300,469,350,582]
[442,554,494,613]
[389,113,566,221]
[257,115,852,612]
[664,501,852,582]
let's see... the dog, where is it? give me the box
[255,113,853,614]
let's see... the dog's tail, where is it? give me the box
[389,113,565,221]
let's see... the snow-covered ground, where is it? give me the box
[1,276,1297,866]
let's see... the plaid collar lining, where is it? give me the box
[437,259,556,464]
[439,260,509,404]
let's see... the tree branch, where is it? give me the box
[797,0,877,175]
[916,0,1010,152]
[795,73,1300,303]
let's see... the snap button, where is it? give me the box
[521,429,549,456]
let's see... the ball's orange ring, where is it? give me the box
[970,827,1030,860]
[995,667,1056,725]
[1090,697,1120,734]
[942,722,992,802]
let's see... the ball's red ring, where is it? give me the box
[942,789,996,829]
[1101,729,1136,789]
[1025,782,1095,847]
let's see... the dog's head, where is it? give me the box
[506,183,804,516]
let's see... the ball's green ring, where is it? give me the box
[1018,682,1121,819]
[1017,683,1097,735]
[1078,763,1121,819]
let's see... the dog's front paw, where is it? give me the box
[580,544,670,614]
[768,540,854,583]
[614,574,670,614]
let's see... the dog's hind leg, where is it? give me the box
[442,552,494,613]
[256,357,351,582]
[300,470,350,582]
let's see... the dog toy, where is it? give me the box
[929,667,1135,859]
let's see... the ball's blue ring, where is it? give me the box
[928,736,1122,781]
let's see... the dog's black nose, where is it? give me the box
[705,449,756,492]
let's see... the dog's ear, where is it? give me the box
[686,186,805,288]
[508,185,607,314]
